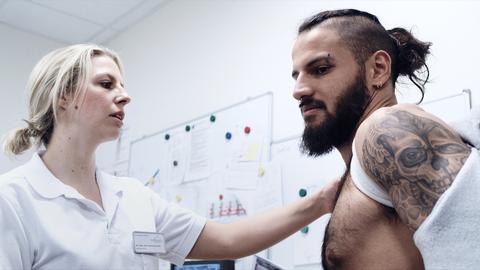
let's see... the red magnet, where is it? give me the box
[244,126,251,134]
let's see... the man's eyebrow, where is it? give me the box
[292,53,333,79]
[305,54,333,69]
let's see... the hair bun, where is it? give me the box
[387,28,431,102]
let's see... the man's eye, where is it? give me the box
[312,66,329,75]
[100,81,112,89]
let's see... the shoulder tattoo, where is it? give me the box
[361,110,471,230]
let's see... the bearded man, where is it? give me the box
[291,9,479,270]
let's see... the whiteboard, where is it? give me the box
[128,92,274,217]
[128,93,275,269]
[271,137,345,267]
[420,89,472,122]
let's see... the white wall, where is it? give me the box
[0,23,64,173]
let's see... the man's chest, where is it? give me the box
[330,176,392,235]
[323,175,422,268]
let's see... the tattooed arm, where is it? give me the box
[355,104,471,231]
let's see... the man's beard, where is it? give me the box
[300,71,370,157]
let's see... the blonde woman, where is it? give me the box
[0,44,339,270]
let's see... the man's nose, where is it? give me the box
[293,73,314,101]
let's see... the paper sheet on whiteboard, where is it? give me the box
[185,120,211,182]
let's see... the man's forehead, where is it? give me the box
[301,25,340,41]
[292,26,345,62]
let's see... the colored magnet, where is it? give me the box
[185,125,191,132]
[299,188,307,197]
[225,132,232,140]
[301,226,309,234]
[165,134,170,140]
[173,160,178,167]
[175,194,183,203]
[219,194,224,200]
[210,115,216,122]
[244,126,251,134]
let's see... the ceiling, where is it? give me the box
[0,0,171,44]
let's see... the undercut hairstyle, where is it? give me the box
[298,9,431,102]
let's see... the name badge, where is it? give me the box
[133,231,166,254]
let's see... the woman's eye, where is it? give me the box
[100,81,112,89]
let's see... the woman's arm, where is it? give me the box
[0,194,32,270]
[187,178,340,259]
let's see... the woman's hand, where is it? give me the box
[315,177,342,214]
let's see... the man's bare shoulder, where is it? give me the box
[354,104,471,230]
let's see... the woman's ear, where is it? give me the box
[367,50,392,90]
[58,93,71,111]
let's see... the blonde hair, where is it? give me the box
[3,44,123,155]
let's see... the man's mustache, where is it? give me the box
[299,96,327,113]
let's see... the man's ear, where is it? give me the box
[366,50,392,90]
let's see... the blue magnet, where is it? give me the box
[210,115,216,122]
[225,132,232,140]
[299,188,307,197]
[301,226,309,234]
[165,134,170,140]
[185,125,191,132]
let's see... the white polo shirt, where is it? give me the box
[0,152,206,270]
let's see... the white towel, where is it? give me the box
[413,148,480,269]
[413,106,480,270]
[450,106,480,148]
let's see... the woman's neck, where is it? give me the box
[41,129,103,208]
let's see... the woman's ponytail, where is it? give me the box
[3,127,34,156]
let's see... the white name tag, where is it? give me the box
[133,231,166,254]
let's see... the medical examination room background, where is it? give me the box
[0,1,478,269]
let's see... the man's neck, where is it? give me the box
[337,90,398,166]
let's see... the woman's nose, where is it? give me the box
[116,89,131,106]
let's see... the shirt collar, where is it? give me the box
[21,152,72,199]
[96,170,123,197]
[22,152,123,200]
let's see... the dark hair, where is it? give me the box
[298,9,431,103]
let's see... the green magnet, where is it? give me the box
[299,188,307,197]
